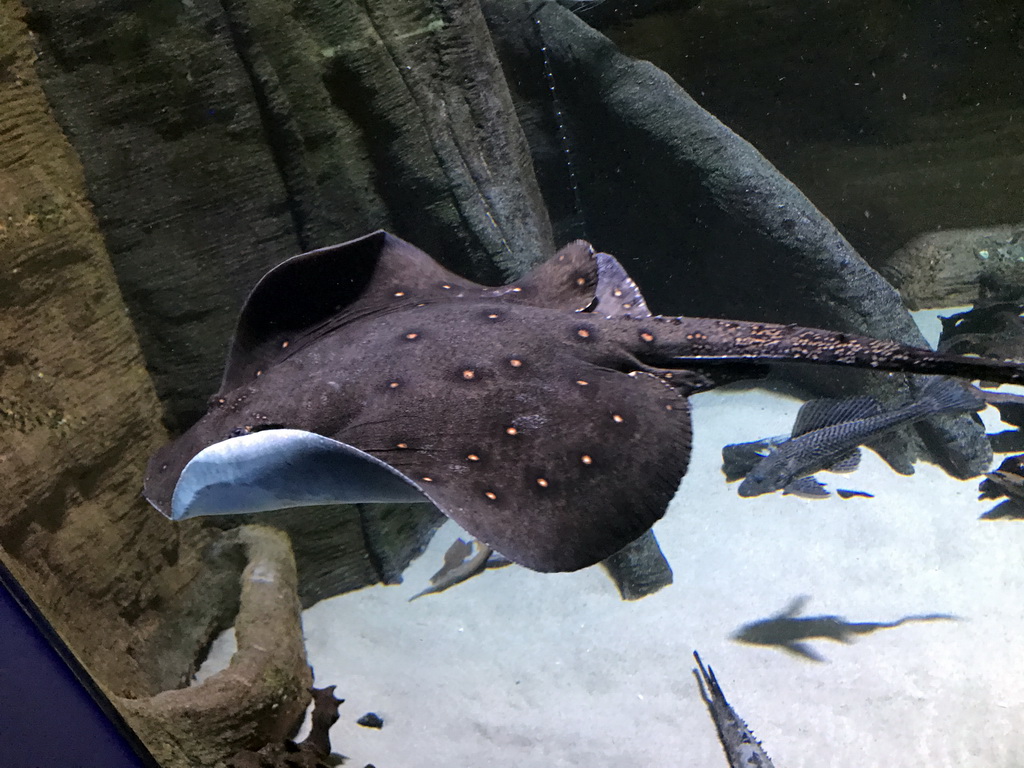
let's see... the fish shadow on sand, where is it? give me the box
[732,596,958,662]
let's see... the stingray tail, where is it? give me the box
[633,316,1024,387]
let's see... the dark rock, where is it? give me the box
[26,0,553,431]
[990,430,1024,454]
[25,0,306,431]
[226,684,344,768]
[558,0,701,30]
[600,530,673,600]
[971,388,1024,452]
[357,712,384,729]
[938,301,1024,364]
[884,225,1024,310]
[601,1,1024,270]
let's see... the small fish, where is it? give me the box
[736,377,984,497]
[978,454,1024,518]
[692,651,776,768]
[979,453,1024,501]
[836,488,874,499]
[408,538,509,601]
[733,596,957,662]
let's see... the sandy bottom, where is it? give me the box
[199,310,1024,767]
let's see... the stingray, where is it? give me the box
[144,230,1024,572]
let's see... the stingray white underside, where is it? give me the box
[170,429,428,521]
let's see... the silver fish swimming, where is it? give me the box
[737,377,984,497]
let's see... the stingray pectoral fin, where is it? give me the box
[169,429,427,521]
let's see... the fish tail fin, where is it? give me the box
[917,377,986,415]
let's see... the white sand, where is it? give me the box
[200,309,1024,767]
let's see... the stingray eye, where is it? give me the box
[227,426,251,438]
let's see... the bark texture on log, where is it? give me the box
[0,0,229,697]
[24,0,553,430]
[1,7,311,764]
[117,527,313,768]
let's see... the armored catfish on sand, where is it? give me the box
[736,377,985,498]
[144,231,1024,573]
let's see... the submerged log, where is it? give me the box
[117,526,312,768]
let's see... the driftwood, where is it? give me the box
[117,526,312,768]
[227,685,344,768]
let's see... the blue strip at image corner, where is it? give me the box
[0,558,161,768]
